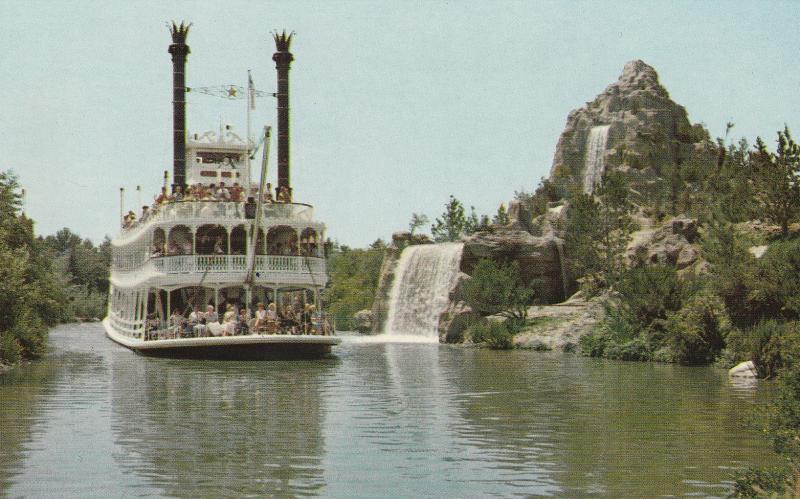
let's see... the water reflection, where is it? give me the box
[0,325,780,498]
[110,354,334,497]
[447,350,777,497]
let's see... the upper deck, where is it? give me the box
[111,198,328,289]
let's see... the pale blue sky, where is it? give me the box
[1,1,798,247]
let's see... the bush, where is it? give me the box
[463,259,533,320]
[0,332,21,364]
[467,320,514,350]
[663,291,730,365]
[749,321,800,379]
[731,466,790,498]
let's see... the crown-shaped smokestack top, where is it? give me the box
[169,21,191,44]
[273,30,293,52]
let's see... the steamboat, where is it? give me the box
[103,23,340,359]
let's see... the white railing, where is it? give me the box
[117,201,317,242]
[150,254,326,276]
[108,311,145,338]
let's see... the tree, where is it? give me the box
[563,171,637,285]
[0,172,69,363]
[408,213,428,235]
[462,259,533,321]
[431,195,467,242]
[493,203,510,225]
[752,127,800,238]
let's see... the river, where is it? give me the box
[0,324,777,497]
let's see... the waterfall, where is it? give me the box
[382,242,464,340]
[582,125,611,194]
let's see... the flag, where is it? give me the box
[248,71,256,110]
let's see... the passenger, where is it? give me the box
[185,306,199,337]
[216,182,231,201]
[264,183,274,203]
[167,240,179,255]
[155,187,169,205]
[229,183,242,202]
[238,307,251,335]
[181,240,192,255]
[310,305,321,335]
[302,304,313,334]
[207,184,218,201]
[293,296,304,315]
[253,302,268,332]
[141,205,150,222]
[169,308,184,338]
[267,302,279,322]
[151,243,163,258]
[124,210,137,228]
[281,305,297,335]
[194,304,220,337]
[222,303,237,336]
[213,236,225,255]
[173,185,184,202]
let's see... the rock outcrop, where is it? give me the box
[461,228,567,304]
[353,309,374,334]
[627,216,701,271]
[514,294,605,352]
[550,60,704,193]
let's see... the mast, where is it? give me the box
[168,21,191,193]
[246,126,272,285]
[272,31,293,196]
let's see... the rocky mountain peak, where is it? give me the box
[548,60,701,196]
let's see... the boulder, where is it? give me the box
[461,228,567,303]
[628,217,700,270]
[353,309,374,334]
[729,360,758,378]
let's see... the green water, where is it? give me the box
[0,324,777,497]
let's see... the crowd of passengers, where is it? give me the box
[149,235,318,258]
[146,297,331,340]
[122,181,292,229]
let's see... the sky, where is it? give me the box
[1,1,798,247]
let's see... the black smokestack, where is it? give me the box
[169,21,191,193]
[272,31,294,193]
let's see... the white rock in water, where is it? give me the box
[729,360,758,378]
[749,245,768,259]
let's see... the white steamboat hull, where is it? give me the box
[104,318,340,360]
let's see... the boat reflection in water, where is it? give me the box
[109,356,335,496]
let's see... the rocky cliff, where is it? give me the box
[550,60,705,194]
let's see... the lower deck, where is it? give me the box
[104,318,340,360]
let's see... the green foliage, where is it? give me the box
[563,171,637,285]
[515,178,559,218]
[40,229,111,320]
[748,321,800,379]
[734,360,800,497]
[323,245,385,330]
[493,203,510,225]
[701,219,760,328]
[431,195,468,242]
[462,259,533,320]
[581,265,690,362]
[752,127,800,238]
[731,466,790,498]
[663,291,730,365]
[0,172,70,364]
[408,213,429,235]
[466,320,514,350]
[703,225,800,329]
